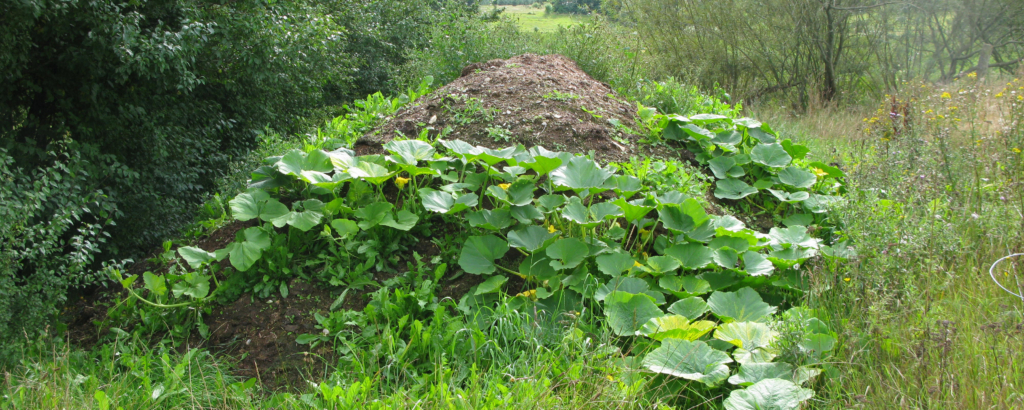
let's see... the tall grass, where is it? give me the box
[758,76,1024,408]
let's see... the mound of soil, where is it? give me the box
[356,54,677,162]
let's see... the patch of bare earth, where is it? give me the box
[356,54,683,163]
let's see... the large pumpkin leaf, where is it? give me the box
[741,251,775,276]
[518,253,558,280]
[768,226,820,249]
[728,363,820,386]
[707,287,777,323]
[229,190,288,223]
[458,235,509,275]
[709,156,744,179]
[596,251,636,277]
[551,157,612,194]
[545,238,589,270]
[768,189,811,203]
[467,208,513,231]
[750,143,792,168]
[667,296,709,320]
[354,202,394,230]
[778,167,816,189]
[614,197,655,223]
[226,227,272,272]
[715,179,758,200]
[562,197,601,227]
[507,226,555,252]
[380,209,419,231]
[664,243,714,269]
[722,378,814,410]
[642,339,732,386]
[714,321,778,351]
[640,315,716,341]
[384,140,435,165]
[661,199,710,233]
[595,277,650,302]
[177,246,219,270]
[604,291,664,336]
[348,162,396,185]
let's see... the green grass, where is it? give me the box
[482,5,591,33]
[754,78,1024,408]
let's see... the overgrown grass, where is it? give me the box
[483,5,591,33]
[757,76,1024,408]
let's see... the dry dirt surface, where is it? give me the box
[356,53,678,162]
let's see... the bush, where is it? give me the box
[0,147,125,341]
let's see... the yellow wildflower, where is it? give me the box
[925,109,933,114]
[812,168,828,177]
[517,289,537,299]
[606,375,615,382]
[843,277,851,282]
[949,106,957,111]
[498,183,511,190]
[936,114,945,119]
[547,225,557,234]
[633,261,644,268]
[967,72,977,78]
[1013,148,1022,153]
[940,92,951,99]
[1018,95,1024,101]
[394,176,410,189]
[996,92,1004,98]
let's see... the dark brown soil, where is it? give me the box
[356,54,682,163]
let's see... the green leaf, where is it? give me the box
[520,155,563,176]
[354,202,394,230]
[467,208,513,231]
[595,252,636,277]
[538,194,567,212]
[561,197,600,227]
[807,161,844,179]
[330,219,359,239]
[349,162,396,185]
[595,277,650,302]
[769,226,819,249]
[507,226,555,252]
[782,213,813,227]
[668,297,709,320]
[723,378,814,410]
[419,188,455,213]
[708,156,744,179]
[551,157,612,193]
[728,363,820,386]
[642,339,732,386]
[780,139,810,160]
[664,243,714,269]
[272,200,325,231]
[714,321,778,351]
[143,272,167,296]
[713,130,743,146]
[590,202,623,221]
[641,315,716,341]
[510,204,544,224]
[681,123,715,141]
[518,253,558,280]
[659,275,712,298]
[384,140,435,164]
[177,246,217,270]
[750,143,792,168]
[171,272,211,299]
[546,238,589,270]
[646,256,680,274]
[613,197,655,222]
[380,209,419,231]
[778,167,817,189]
[604,291,663,336]
[715,179,758,200]
[459,235,509,275]
[660,199,709,232]
[475,275,508,295]
[227,227,272,272]
[768,189,810,203]
[707,287,777,323]
[747,127,777,143]
[800,333,836,355]
[605,175,643,196]
[742,251,775,276]
[504,179,536,206]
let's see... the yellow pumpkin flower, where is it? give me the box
[517,289,537,299]
[498,183,511,190]
[547,225,557,233]
[633,261,644,268]
[812,168,828,177]
[394,176,410,189]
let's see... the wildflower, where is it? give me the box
[925,109,933,114]
[967,72,977,78]
[843,278,851,282]
[394,176,410,189]
[1013,148,1021,153]
[498,183,511,190]
[936,114,945,119]
[517,289,537,299]
[547,224,557,233]
[1018,95,1024,101]
[941,92,951,99]
[606,375,615,382]
[996,92,1004,98]
[812,168,828,177]
[949,106,957,111]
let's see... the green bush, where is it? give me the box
[0,147,125,341]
